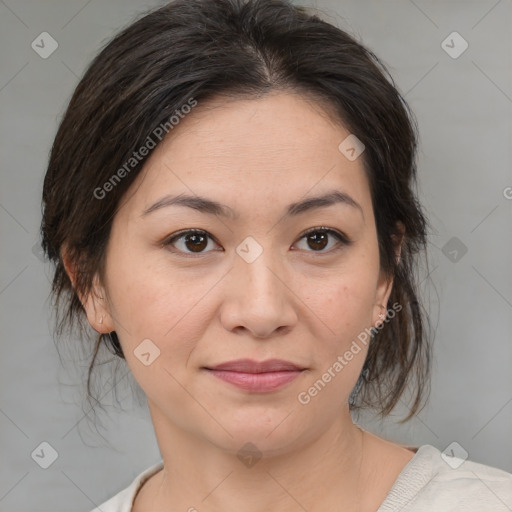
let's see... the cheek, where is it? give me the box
[310,260,378,338]
[300,277,376,407]
[316,287,373,377]
[104,250,212,364]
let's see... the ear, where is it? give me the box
[372,221,405,328]
[61,244,115,334]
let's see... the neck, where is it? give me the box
[143,403,367,512]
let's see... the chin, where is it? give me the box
[205,410,310,457]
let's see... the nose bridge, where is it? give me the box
[235,235,282,302]
[224,235,295,336]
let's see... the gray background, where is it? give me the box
[1,0,511,511]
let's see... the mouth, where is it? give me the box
[203,359,306,393]
[205,358,305,373]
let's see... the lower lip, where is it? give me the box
[206,369,303,392]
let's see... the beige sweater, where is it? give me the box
[89,444,512,511]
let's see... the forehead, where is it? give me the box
[119,92,371,220]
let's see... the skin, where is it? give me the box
[64,91,413,512]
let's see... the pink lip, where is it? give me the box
[204,359,305,393]
[207,358,304,373]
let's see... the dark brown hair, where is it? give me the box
[41,0,433,423]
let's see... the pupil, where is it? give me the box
[186,233,207,252]
[182,230,329,253]
[309,231,327,251]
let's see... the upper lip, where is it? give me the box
[205,359,304,373]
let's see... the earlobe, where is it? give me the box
[373,275,393,328]
[81,276,115,334]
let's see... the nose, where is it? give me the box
[219,246,298,339]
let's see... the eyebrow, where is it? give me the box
[141,190,364,222]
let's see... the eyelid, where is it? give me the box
[296,226,352,245]
[162,226,352,255]
[162,228,222,253]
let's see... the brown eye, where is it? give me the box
[164,229,219,254]
[164,227,351,257]
[294,227,351,254]
[307,230,329,251]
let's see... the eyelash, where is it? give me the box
[162,226,352,257]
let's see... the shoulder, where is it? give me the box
[88,461,164,512]
[378,444,512,512]
[421,447,512,510]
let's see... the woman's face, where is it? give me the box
[83,92,397,456]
